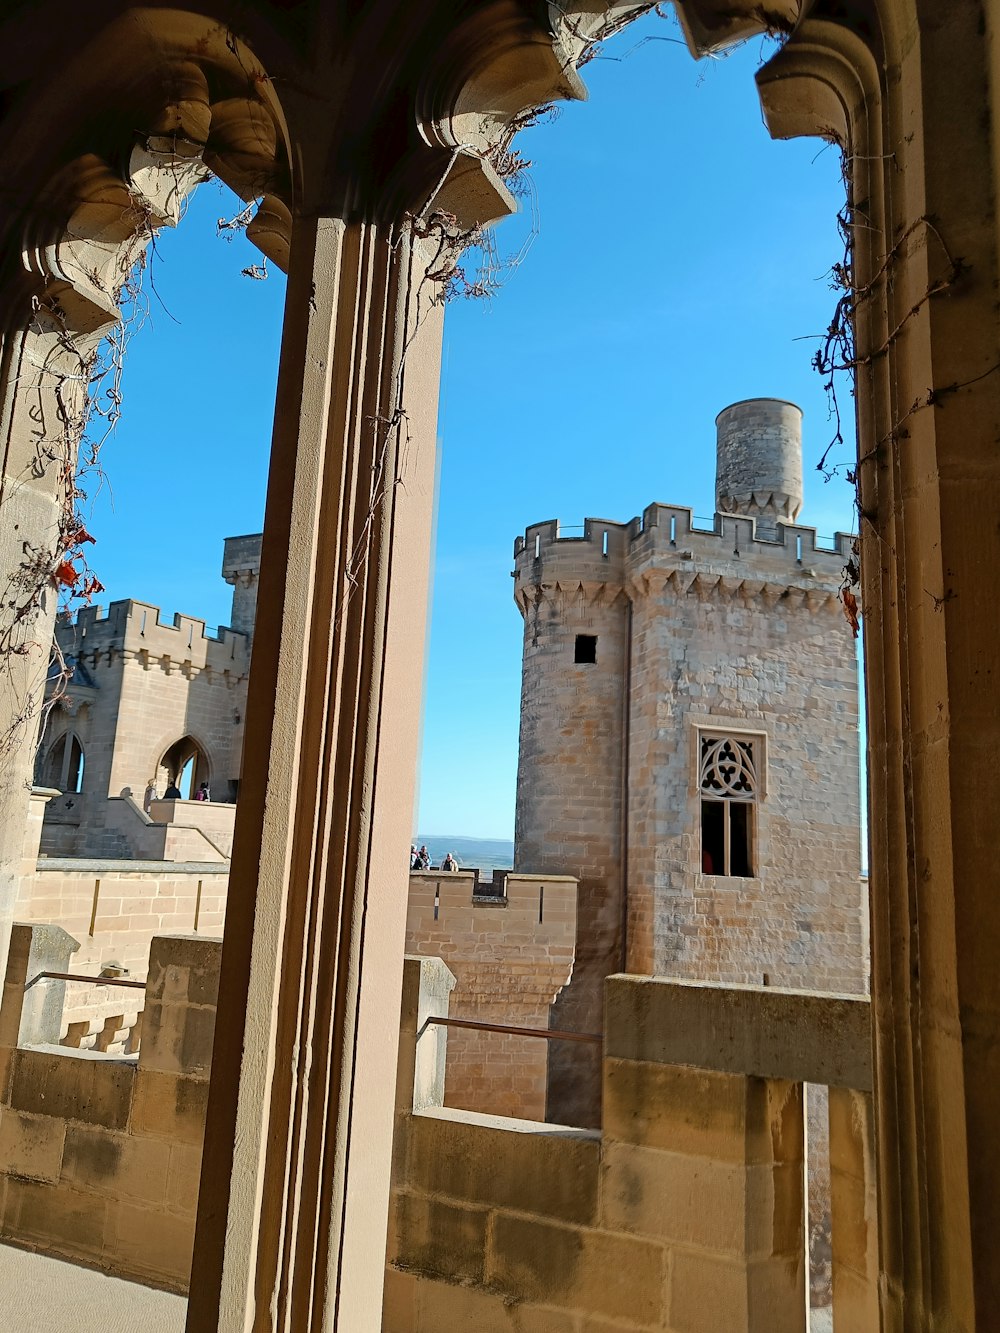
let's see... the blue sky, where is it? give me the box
[82,11,857,840]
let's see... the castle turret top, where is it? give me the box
[221,532,263,639]
[715,398,803,540]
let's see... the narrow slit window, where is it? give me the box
[699,733,759,877]
[575,634,597,664]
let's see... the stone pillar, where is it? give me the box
[394,955,455,1118]
[755,6,1000,1326]
[829,1086,879,1333]
[0,324,89,1001]
[602,1056,806,1332]
[0,921,80,1050]
[187,213,445,1332]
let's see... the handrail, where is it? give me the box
[424,1015,601,1045]
[28,971,145,991]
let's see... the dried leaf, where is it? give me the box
[53,559,80,588]
[842,587,860,638]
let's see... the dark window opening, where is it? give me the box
[701,798,754,877]
[575,634,597,664]
[729,801,752,876]
[701,799,724,874]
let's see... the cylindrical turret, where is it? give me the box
[715,398,803,539]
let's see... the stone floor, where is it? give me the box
[0,1240,834,1332]
[0,1243,186,1332]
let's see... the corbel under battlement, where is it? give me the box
[513,503,855,600]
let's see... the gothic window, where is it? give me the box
[43,732,85,793]
[699,733,759,877]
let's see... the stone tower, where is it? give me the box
[513,399,864,1126]
[221,533,263,640]
[512,521,630,1123]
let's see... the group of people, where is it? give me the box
[143,778,211,808]
[410,845,460,872]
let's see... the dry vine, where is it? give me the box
[810,150,969,636]
[0,209,158,768]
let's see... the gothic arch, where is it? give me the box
[39,726,85,793]
[0,4,993,1330]
[157,733,212,800]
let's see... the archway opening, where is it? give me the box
[159,736,208,800]
[42,731,86,793]
[416,9,863,1322]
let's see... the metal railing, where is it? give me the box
[29,970,145,990]
[424,1015,601,1045]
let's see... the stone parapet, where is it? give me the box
[0,928,220,1291]
[384,960,878,1332]
[405,871,578,1121]
[56,599,250,676]
[514,505,854,602]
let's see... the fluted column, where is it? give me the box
[187,212,442,1332]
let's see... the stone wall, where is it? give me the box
[512,520,630,1126]
[512,475,866,1133]
[16,853,227,1045]
[0,926,218,1291]
[405,872,577,1120]
[18,850,570,1117]
[384,959,878,1333]
[40,596,251,845]
[18,861,227,983]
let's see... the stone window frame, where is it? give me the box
[691,722,767,878]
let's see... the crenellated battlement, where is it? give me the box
[55,599,251,674]
[513,503,854,601]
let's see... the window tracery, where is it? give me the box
[699,734,757,799]
[698,731,760,877]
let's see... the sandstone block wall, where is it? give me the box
[512,520,630,1126]
[18,846,569,1114]
[39,597,251,857]
[384,962,878,1333]
[17,862,227,984]
[406,872,576,1120]
[0,927,218,1291]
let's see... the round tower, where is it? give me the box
[511,518,629,1125]
[715,398,803,539]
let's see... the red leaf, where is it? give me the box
[842,588,860,639]
[53,559,80,588]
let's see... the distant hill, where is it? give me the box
[414,834,514,873]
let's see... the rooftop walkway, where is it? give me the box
[0,1243,185,1332]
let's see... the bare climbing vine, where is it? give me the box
[0,202,160,767]
[810,150,971,635]
[216,193,269,280]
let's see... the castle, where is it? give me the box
[17,394,866,1308]
[35,534,263,859]
[0,9,992,1325]
[512,398,866,1122]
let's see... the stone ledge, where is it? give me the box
[35,860,231,875]
[605,974,871,1092]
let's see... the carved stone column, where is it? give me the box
[187,212,444,1331]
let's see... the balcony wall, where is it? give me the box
[0,924,218,1291]
[385,961,878,1333]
